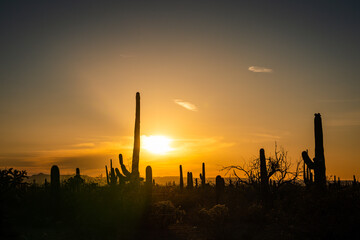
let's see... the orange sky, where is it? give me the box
[1,1,359,179]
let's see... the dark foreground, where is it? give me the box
[1,179,360,240]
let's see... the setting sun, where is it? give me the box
[141,135,173,155]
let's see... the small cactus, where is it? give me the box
[187,172,193,189]
[145,165,153,200]
[353,175,357,188]
[105,165,110,184]
[105,159,118,185]
[260,148,269,194]
[179,165,184,190]
[146,166,153,189]
[51,165,60,191]
[200,162,206,187]
[215,175,225,203]
[303,162,313,186]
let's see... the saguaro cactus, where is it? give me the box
[146,166,152,189]
[73,167,84,190]
[51,165,60,191]
[187,172,193,189]
[260,148,269,193]
[145,165,153,200]
[200,162,206,187]
[132,92,140,179]
[303,162,313,186]
[179,165,184,190]
[353,175,357,188]
[302,113,326,187]
[105,159,118,185]
[216,175,225,203]
[116,93,141,183]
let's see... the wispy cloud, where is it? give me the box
[171,137,235,154]
[248,66,273,73]
[327,120,360,127]
[174,99,198,111]
[318,99,360,103]
[119,54,136,59]
[325,111,360,127]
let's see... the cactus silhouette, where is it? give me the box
[187,172,193,189]
[260,148,269,193]
[132,92,140,179]
[104,93,143,184]
[200,162,206,187]
[115,92,141,183]
[146,166,152,190]
[73,168,84,190]
[105,159,118,185]
[215,175,225,203]
[302,113,326,187]
[145,165,153,201]
[353,175,357,188]
[179,165,184,190]
[105,165,109,184]
[51,165,60,191]
[303,162,313,186]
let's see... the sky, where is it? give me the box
[0,0,359,179]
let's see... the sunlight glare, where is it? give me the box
[142,135,173,155]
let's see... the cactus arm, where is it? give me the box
[302,151,315,169]
[119,154,131,177]
[115,168,126,183]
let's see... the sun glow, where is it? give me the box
[142,135,173,155]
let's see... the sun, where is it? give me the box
[142,135,173,155]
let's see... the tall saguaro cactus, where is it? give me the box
[109,92,142,183]
[302,113,326,187]
[132,92,140,179]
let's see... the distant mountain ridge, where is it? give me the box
[27,174,224,185]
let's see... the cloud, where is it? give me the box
[119,54,136,58]
[174,99,198,111]
[318,99,360,103]
[327,119,360,127]
[171,137,235,154]
[325,111,360,127]
[248,66,273,73]
[251,133,281,139]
